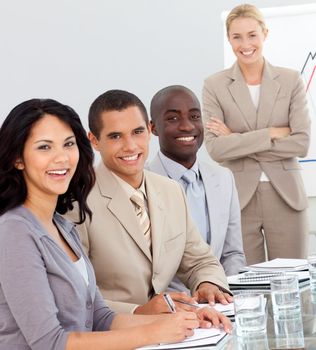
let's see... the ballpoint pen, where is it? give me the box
[162,293,176,313]
[173,299,200,308]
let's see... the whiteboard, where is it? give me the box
[223,3,316,196]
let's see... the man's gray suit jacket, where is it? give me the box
[147,154,246,276]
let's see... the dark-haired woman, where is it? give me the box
[0,98,231,350]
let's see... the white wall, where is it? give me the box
[1,0,315,242]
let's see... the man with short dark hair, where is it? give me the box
[148,85,245,288]
[68,89,232,314]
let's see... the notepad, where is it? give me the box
[137,328,227,349]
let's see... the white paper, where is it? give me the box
[248,258,308,271]
[213,302,234,316]
[196,302,234,316]
[137,328,227,349]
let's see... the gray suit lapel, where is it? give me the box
[199,162,221,260]
[228,63,257,130]
[96,163,152,262]
[257,62,281,129]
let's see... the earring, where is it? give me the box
[15,159,24,170]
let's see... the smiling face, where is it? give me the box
[151,89,203,169]
[228,17,267,68]
[89,105,151,188]
[17,114,79,205]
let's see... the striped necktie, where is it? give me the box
[130,190,151,249]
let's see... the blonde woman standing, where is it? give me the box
[203,4,310,265]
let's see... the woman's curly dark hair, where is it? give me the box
[0,98,95,223]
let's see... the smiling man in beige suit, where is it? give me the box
[69,89,232,314]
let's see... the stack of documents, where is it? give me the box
[240,258,308,273]
[228,258,310,290]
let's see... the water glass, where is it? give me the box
[308,254,316,292]
[234,292,266,336]
[270,274,301,318]
[236,332,269,350]
[273,312,304,349]
[311,290,316,304]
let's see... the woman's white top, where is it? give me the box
[248,84,270,182]
[74,256,89,286]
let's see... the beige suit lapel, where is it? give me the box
[144,171,166,273]
[257,61,281,129]
[96,163,152,262]
[228,63,257,130]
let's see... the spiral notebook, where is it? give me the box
[238,271,284,282]
[228,270,310,290]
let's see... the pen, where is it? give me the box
[162,293,176,313]
[173,299,200,308]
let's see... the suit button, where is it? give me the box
[86,301,92,309]
[85,320,92,328]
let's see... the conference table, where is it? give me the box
[198,286,316,349]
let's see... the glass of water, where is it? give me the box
[236,332,269,350]
[270,274,301,318]
[308,254,316,292]
[273,310,304,349]
[234,292,266,337]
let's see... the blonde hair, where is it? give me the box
[226,4,267,36]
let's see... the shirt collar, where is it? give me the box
[111,171,147,199]
[158,150,200,180]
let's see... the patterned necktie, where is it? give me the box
[181,169,208,243]
[130,190,151,249]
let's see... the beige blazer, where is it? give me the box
[202,60,310,210]
[68,163,229,313]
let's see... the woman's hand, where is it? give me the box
[196,307,232,334]
[205,118,232,136]
[147,312,199,344]
[269,127,291,140]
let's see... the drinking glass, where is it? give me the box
[308,254,316,292]
[270,274,301,318]
[234,292,266,336]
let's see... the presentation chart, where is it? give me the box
[301,51,316,159]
